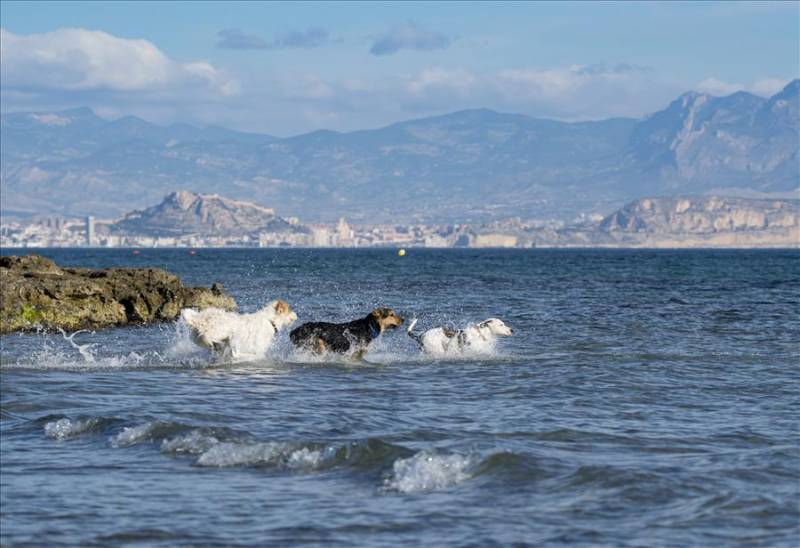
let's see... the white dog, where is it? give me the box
[406,318,513,356]
[180,300,298,362]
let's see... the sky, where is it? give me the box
[1,0,798,135]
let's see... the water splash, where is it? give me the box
[384,451,476,493]
[57,328,96,362]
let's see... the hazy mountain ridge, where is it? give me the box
[1,80,797,222]
[531,196,799,248]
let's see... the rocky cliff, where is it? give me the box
[0,255,237,333]
[530,196,799,248]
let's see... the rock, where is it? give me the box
[0,255,236,333]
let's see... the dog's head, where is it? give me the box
[478,318,513,337]
[265,299,298,330]
[371,307,404,332]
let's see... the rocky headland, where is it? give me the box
[526,196,799,248]
[0,255,236,333]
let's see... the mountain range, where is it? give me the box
[1,80,797,223]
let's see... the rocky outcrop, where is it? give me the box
[525,196,799,248]
[599,196,798,235]
[0,255,236,333]
[110,191,305,237]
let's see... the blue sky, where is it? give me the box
[1,1,798,135]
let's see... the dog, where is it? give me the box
[180,300,297,362]
[406,318,513,356]
[289,307,404,359]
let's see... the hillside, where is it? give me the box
[110,191,304,237]
[528,196,799,248]
[1,81,797,222]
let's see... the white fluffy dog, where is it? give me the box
[180,300,298,362]
[407,318,513,356]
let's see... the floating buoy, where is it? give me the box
[132,250,140,255]
[189,249,197,255]
[398,248,406,257]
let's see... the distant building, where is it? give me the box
[311,227,333,247]
[85,216,95,246]
[336,218,352,245]
[472,233,518,248]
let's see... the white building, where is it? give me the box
[85,216,95,246]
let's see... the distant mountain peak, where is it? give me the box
[780,78,800,95]
[166,190,199,210]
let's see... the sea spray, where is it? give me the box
[384,451,476,493]
[58,328,96,362]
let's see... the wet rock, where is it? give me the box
[0,255,236,333]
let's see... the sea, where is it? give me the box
[1,248,798,546]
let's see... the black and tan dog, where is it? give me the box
[289,308,404,359]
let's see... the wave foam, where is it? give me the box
[110,422,161,447]
[195,442,326,469]
[384,451,475,493]
[160,430,221,455]
[43,417,104,440]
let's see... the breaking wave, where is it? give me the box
[43,417,116,440]
[40,416,538,494]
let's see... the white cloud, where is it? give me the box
[0,28,238,96]
[405,68,477,95]
[396,64,669,120]
[2,27,787,137]
[695,77,790,97]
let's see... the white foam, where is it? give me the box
[43,417,101,440]
[195,441,323,469]
[285,447,325,469]
[385,451,475,493]
[160,430,220,455]
[110,422,158,447]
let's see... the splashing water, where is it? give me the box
[384,451,476,493]
[58,328,96,362]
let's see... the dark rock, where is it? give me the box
[0,255,236,333]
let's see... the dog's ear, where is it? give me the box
[371,308,388,319]
[274,300,290,315]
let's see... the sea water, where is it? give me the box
[1,248,798,546]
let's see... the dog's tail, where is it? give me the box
[406,318,423,347]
